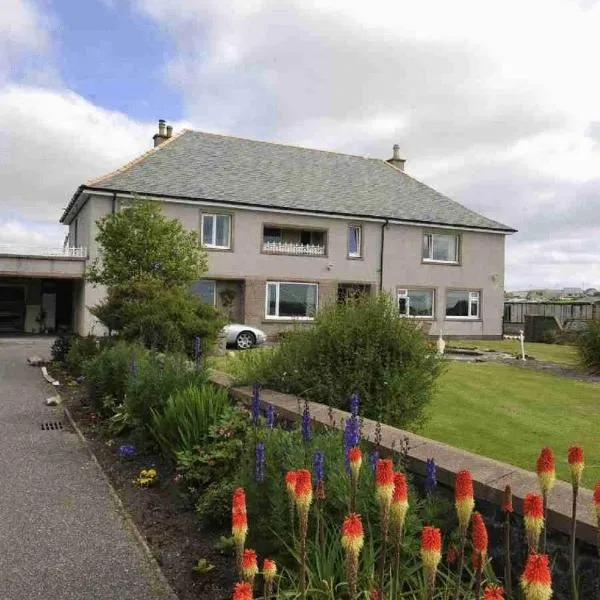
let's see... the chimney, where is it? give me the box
[386,143,406,171]
[153,119,170,147]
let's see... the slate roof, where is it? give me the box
[64,130,515,232]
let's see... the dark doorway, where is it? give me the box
[0,286,26,333]
[337,283,372,303]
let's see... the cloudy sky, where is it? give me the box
[2,0,599,290]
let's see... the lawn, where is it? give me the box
[452,339,579,366]
[420,361,599,488]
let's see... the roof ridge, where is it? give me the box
[86,128,190,187]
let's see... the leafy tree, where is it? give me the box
[88,200,223,354]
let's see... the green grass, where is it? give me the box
[453,339,579,366]
[420,361,599,488]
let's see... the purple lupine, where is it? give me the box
[265,404,275,430]
[251,385,261,426]
[313,450,325,486]
[425,457,437,493]
[343,413,361,472]
[370,449,380,473]
[350,393,360,417]
[255,442,265,482]
[194,336,202,370]
[301,401,311,442]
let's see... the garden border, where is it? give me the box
[210,370,597,546]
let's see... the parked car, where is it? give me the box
[222,324,268,349]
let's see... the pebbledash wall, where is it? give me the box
[72,194,506,338]
[209,371,598,599]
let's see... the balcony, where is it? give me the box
[262,226,327,257]
[0,244,87,258]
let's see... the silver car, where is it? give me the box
[223,324,268,349]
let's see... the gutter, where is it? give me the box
[379,218,389,291]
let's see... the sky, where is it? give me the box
[1,0,599,290]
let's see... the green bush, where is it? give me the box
[65,336,101,374]
[149,384,230,458]
[51,334,76,363]
[230,293,445,428]
[84,341,146,414]
[123,351,207,431]
[576,318,600,374]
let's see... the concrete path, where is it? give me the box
[0,338,176,600]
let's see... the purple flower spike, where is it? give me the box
[265,404,275,429]
[255,442,265,482]
[301,401,311,442]
[370,449,379,473]
[314,450,325,485]
[350,393,360,417]
[251,385,261,426]
[425,457,437,493]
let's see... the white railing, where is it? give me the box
[0,244,88,258]
[262,241,326,256]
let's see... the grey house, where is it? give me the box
[61,121,516,338]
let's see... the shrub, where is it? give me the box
[149,384,230,458]
[231,293,445,428]
[65,336,101,374]
[84,341,146,414]
[576,318,600,374]
[123,352,208,431]
[51,333,76,363]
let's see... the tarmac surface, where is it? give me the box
[0,337,175,600]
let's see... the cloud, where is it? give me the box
[133,0,600,288]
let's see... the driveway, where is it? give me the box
[0,338,175,599]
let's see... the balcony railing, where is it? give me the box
[0,244,88,258]
[262,241,326,256]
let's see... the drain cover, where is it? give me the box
[41,421,64,431]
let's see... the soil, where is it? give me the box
[54,370,234,600]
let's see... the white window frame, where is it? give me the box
[445,290,480,319]
[201,213,231,249]
[397,288,435,318]
[348,225,362,258]
[265,282,318,320]
[422,232,459,263]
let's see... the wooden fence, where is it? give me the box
[504,302,598,326]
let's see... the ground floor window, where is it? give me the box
[446,290,480,319]
[397,288,434,318]
[266,282,318,319]
[192,280,216,306]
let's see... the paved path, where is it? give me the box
[0,338,176,600]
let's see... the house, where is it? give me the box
[60,120,516,339]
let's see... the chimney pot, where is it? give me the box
[153,119,169,147]
[387,143,406,171]
[166,125,173,138]
[158,119,166,136]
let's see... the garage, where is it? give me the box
[0,285,26,333]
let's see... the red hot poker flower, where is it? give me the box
[341,513,365,557]
[348,447,362,479]
[391,472,409,530]
[593,481,600,522]
[242,549,258,581]
[375,459,395,506]
[483,586,505,600]
[421,526,442,586]
[568,446,584,487]
[232,488,248,544]
[262,559,277,582]
[536,447,556,494]
[232,487,247,512]
[233,581,253,600]
[520,553,552,600]
[294,469,313,510]
[502,484,513,513]
[472,512,488,556]
[285,471,297,499]
[524,493,544,552]
[455,470,475,531]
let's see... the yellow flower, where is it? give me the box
[140,470,148,478]
[147,469,157,478]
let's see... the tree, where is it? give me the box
[88,199,223,354]
[86,200,207,287]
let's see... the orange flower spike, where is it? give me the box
[341,513,365,557]
[285,471,297,500]
[232,487,247,512]
[593,482,600,523]
[262,558,277,582]
[242,549,258,582]
[294,469,313,511]
[524,493,544,552]
[390,472,409,530]
[520,553,552,600]
[472,512,488,561]
[349,447,362,479]
[231,488,248,544]
[568,446,584,487]
[233,581,253,600]
[455,470,475,531]
[420,526,442,585]
[536,448,556,494]
[502,484,513,513]
[483,586,505,600]
[375,459,395,507]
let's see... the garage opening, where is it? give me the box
[0,285,25,333]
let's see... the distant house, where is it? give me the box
[59,120,516,339]
[562,287,584,297]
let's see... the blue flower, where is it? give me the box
[370,449,379,473]
[343,413,361,472]
[425,458,437,493]
[117,444,136,458]
[301,402,311,442]
[251,385,261,426]
[350,393,360,417]
[314,450,325,485]
[255,442,265,482]
[265,404,275,429]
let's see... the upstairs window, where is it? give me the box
[348,225,362,258]
[397,288,434,318]
[423,233,459,263]
[446,290,480,319]
[202,214,231,249]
